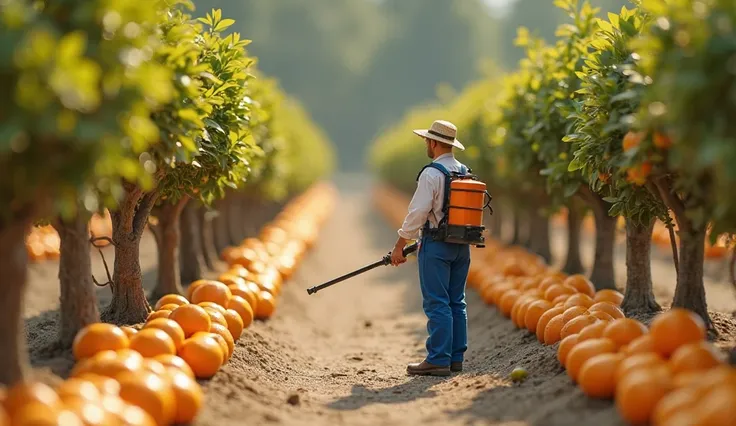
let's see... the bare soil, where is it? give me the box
[22,173,736,425]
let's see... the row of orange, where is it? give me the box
[26,211,113,263]
[373,183,734,426]
[0,182,337,426]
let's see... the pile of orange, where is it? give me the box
[373,183,736,426]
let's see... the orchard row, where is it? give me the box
[370,0,736,327]
[0,0,334,388]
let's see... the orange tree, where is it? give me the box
[147,8,260,301]
[566,3,669,313]
[624,0,736,326]
[0,0,172,384]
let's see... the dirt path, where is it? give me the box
[23,173,736,426]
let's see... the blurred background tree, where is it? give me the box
[193,0,629,170]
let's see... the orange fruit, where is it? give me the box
[186,279,217,301]
[622,334,655,355]
[593,289,624,306]
[3,382,62,417]
[55,378,101,403]
[217,274,246,288]
[121,327,138,339]
[615,368,673,425]
[64,398,118,424]
[227,296,255,328]
[563,293,594,310]
[197,302,226,315]
[557,334,579,367]
[578,352,625,399]
[191,281,232,307]
[153,354,195,379]
[561,306,588,324]
[141,359,168,376]
[74,374,120,396]
[668,341,724,374]
[143,318,186,351]
[615,352,667,385]
[223,309,245,339]
[590,311,614,322]
[166,371,204,424]
[577,321,608,342]
[698,384,736,425]
[227,282,258,311]
[255,291,277,320]
[543,315,565,345]
[72,323,129,360]
[498,289,521,317]
[544,285,574,302]
[202,307,229,329]
[536,307,565,342]
[169,304,212,338]
[566,338,617,382]
[209,323,235,359]
[622,130,645,152]
[157,303,181,312]
[650,308,706,357]
[560,315,597,340]
[653,131,672,149]
[588,302,625,319]
[129,328,176,358]
[563,275,595,297]
[178,334,224,379]
[538,276,562,292]
[117,371,176,426]
[514,297,538,329]
[627,162,653,185]
[652,387,700,426]
[10,404,82,426]
[146,310,171,321]
[154,294,189,310]
[193,331,228,362]
[524,300,553,332]
[602,318,648,349]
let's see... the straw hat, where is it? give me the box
[413,120,465,151]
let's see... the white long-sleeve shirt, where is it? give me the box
[397,153,466,240]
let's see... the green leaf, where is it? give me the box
[214,18,235,32]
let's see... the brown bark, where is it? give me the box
[227,192,244,245]
[150,198,188,300]
[579,186,617,290]
[653,178,711,328]
[213,198,230,256]
[528,207,552,263]
[102,185,158,325]
[199,205,217,269]
[510,205,523,246]
[57,211,100,347]
[621,217,661,315]
[0,219,33,386]
[563,207,584,275]
[179,201,206,285]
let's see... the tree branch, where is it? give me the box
[91,246,113,289]
[133,190,160,236]
[119,181,144,235]
[652,176,688,231]
[90,236,115,248]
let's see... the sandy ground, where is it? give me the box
[22,173,736,426]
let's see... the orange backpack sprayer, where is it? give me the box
[418,163,493,247]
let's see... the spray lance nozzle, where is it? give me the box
[306,240,419,295]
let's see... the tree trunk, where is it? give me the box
[227,192,244,245]
[102,186,158,325]
[621,217,661,315]
[590,205,617,291]
[563,207,584,275]
[57,212,100,347]
[672,225,710,327]
[179,202,206,285]
[528,207,552,264]
[0,220,32,386]
[151,199,188,300]
[241,194,259,239]
[213,199,230,256]
[199,206,217,269]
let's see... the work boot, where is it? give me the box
[406,360,451,377]
[450,362,463,372]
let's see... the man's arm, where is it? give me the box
[391,170,436,265]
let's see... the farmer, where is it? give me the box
[390,119,471,377]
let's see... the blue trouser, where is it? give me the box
[418,235,471,366]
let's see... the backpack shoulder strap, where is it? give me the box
[415,162,450,181]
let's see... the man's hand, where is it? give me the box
[391,237,408,266]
